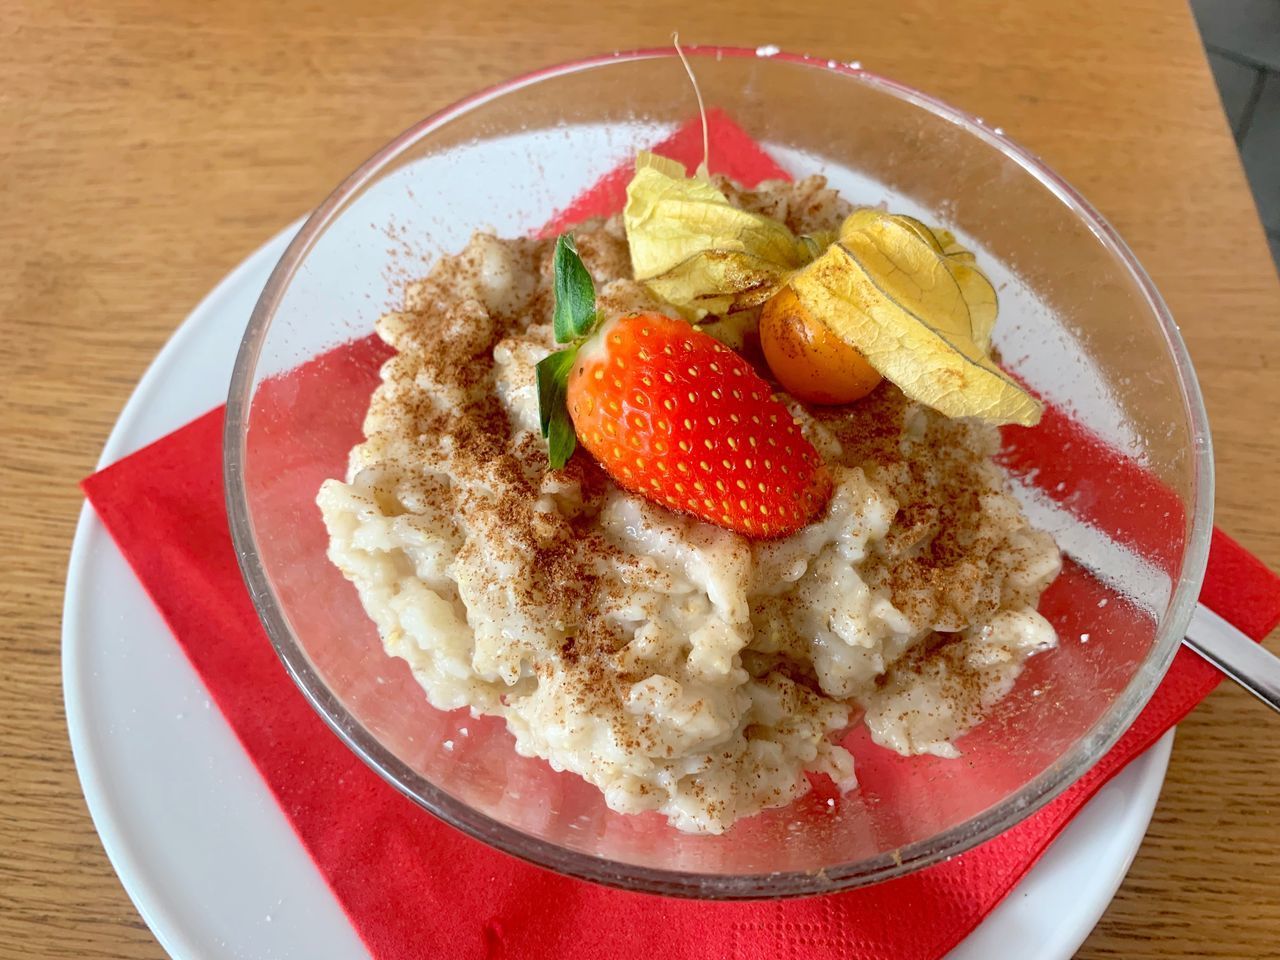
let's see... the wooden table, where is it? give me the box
[4,0,1278,956]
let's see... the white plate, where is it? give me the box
[63,224,1173,960]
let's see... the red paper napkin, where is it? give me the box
[82,117,1280,960]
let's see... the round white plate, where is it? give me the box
[63,225,1173,960]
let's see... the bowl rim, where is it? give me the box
[223,44,1215,898]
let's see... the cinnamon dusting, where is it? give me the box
[317,174,1060,832]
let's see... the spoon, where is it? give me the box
[1184,605,1280,712]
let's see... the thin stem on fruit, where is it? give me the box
[673,33,710,179]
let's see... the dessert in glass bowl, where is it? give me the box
[317,146,1061,834]
[227,47,1211,894]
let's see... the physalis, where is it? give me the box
[623,152,1041,427]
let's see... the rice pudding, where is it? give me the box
[318,175,1060,834]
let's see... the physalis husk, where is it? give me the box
[624,152,820,318]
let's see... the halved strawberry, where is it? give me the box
[537,234,831,539]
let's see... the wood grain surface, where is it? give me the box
[3,0,1278,957]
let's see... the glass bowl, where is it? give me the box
[224,47,1212,898]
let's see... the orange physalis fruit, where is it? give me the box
[759,285,882,405]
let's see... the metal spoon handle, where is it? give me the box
[1183,603,1280,713]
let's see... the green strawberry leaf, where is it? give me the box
[545,407,577,471]
[553,233,597,343]
[536,346,579,469]
[538,234,602,469]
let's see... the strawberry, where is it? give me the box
[537,234,831,539]
[567,312,832,537]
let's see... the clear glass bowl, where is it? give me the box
[224,47,1213,897]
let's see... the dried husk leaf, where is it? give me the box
[623,152,809,318]
[889,214,997,349]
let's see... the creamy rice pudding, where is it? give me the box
[318,175,1060,834]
